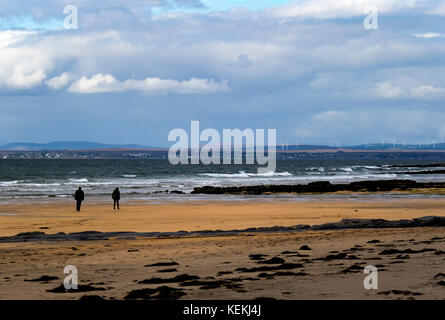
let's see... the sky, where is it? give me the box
[1,0,445,147]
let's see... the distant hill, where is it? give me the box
[1,141,445,152]
[0,141,157,151]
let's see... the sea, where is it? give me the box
[1,158,445,204]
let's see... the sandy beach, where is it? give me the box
[2,198,445,236]
[1,198,445,300]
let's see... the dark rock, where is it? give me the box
[125,286,186,300]
[78,295,105,301]
[379,248,436,255]
[299,245,312,250]
[321,253,358,261]
[236,263,304,273]
[180,279,240,290]
[258,257,285,265]
[47,284,106,293]
[138,274,199,284]
[254,297,277,301]
[24,275,59,282]
[341,264,364,273]
[249,254,268,261]
[378,290,422,296]
[191,180,445,195]
[434,273,445,280]
[144,262,179,267]
[258,271,309,278]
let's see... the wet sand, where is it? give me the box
[1,198,445,236]
[1,198,445,299]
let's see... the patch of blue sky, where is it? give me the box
[153,0,292,15]
[0,15,63,31]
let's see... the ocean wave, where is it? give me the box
[306,167,325,172]
[69,178,89,183]
[288,173,398,181]
[0,180,19,186]
[199,171,293,178]
[122,174,137,178]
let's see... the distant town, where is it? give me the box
[2,140,445,160]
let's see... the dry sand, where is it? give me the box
[1,198,445,300]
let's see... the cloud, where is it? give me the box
[45,72,73,89]
[411,32,443,38]
[272,0,416,19]
[1,1,445,145]
[174,0,205,8]
[227,54,253,68]
[0,30,37,48]
[309,73,334,89]
[294,108,445,144]
[0,30,54,89]
[67,73,229,94]
[375,81,445,99]
[426,2,445,16]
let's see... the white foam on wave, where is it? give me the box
[122,174,137,178]
[295,173,398,181]
[199,171,293,178]
[0,180,19,186]
[69,178,89,183]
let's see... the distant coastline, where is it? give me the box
[2,149,445,159]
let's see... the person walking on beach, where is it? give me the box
[112,187,120,210]
[74,187,84,212]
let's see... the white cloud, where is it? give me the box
[0,30,37,48]
[272,0,416,19]
[4,59,49,89]
[67,73,229,94]
[0,30,52,89]
[375,81,445,99]
[45,72,73,90]
[411,32,443,38]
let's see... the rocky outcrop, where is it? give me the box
[191,179,445,195]
[2,216,445,243]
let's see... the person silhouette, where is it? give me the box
[112,187,120,210]
[74,187,84,212]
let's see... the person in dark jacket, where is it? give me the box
[112,187,120,210]
[74,187,84,212]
